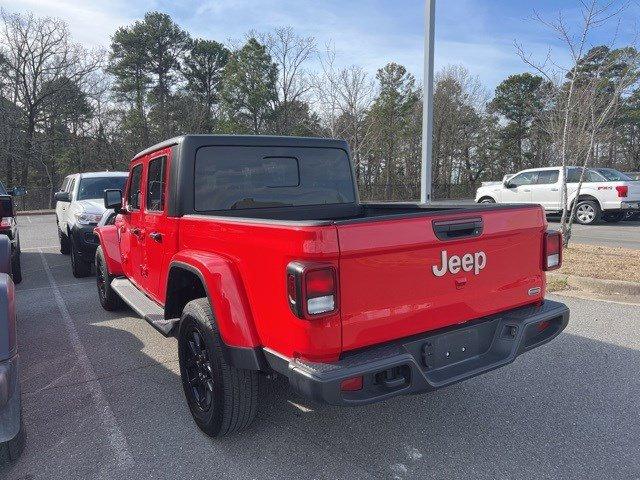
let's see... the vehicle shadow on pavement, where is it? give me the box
[5,251,640,480]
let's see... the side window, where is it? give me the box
[68,178,76,199]
[510,171,538,187]
[127,164,143,210]
[60,177,70,192]
[566,168,604,183]
[536,170,559,185]
[566,168,581,183]
[585,170,605,182]
[146,156,166,212]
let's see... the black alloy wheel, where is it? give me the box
[182,325,215,413]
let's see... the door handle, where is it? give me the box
[149,232,162,242]
[523,189,531,192]
[550,188,559,191]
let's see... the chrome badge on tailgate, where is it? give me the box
[432,250,487,277]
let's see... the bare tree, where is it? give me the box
[0,9,102,186]
[263,26,316,134]
[314,45,376,183]
[516,0,638,245]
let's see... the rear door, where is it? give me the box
[336,207,547,352]
[140,148,177,303]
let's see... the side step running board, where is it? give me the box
[111,278,178,336]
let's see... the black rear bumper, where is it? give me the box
[264,300,569,406]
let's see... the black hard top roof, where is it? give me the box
[132,134,349,161]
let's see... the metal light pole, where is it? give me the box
[420,0,436,204]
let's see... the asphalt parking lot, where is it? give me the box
[3,214,640,480]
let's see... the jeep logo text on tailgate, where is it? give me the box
[432,250,487,277]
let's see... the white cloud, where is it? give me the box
[0,0,136,47]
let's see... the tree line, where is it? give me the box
[0,7,639,210]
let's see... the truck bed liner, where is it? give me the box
[186,202,536,224]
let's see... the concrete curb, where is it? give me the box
[548,272,640,296]
[17,210,55,216]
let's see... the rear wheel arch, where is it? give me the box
[570,194,601,211]
[165,263,208,320]
[477,196,496,203]
[165,262,265,371]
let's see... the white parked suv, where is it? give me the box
[475,167,640,225]
[54,172,128,277]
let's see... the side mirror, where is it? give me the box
[7,186,26,197]
[0,195,15,218]
[54,191,71,203]
[504,180,515,189]
[104,189,123,213]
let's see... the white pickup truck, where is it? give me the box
[475,167,640,225]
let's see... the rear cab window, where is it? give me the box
[193,146,355,212]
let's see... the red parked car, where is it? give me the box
[95,135,569,437]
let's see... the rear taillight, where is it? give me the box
[616,185,628,198]
[287,262,338,318]
[0,217,12,230]
[543,230,562,271]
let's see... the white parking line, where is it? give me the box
[17,282,89,293]
[39,249,134,470]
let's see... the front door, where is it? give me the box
[56,176,74,232]
[501,171,538,203]
[140,149,176,303]
[119,161,145,288]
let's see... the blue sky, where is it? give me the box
[1,0,638,91]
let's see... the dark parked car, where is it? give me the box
[0,237,24,464]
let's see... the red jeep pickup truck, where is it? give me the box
[95,135,569,437]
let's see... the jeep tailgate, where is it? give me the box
[336,206,547,352]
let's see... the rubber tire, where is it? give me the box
[178,298,259,437]
[70,238,92,278]
[573,199,602,225]
[59,228,71,255]
[602,211,624,223]
[0,417,25,465]
[11,247,22,284]
[478,197,496,204]
[95,246,124,311]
